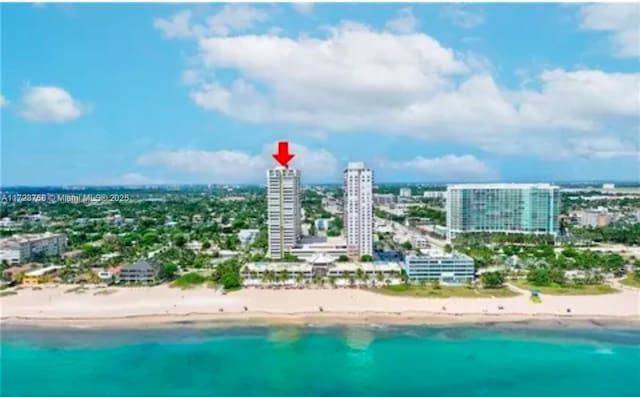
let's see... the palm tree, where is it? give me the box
[431,279,441,290]
[355,268,365,288]
[328,276,336,288]
[348,275,355,288]
[296,272,304,287]
[376,272,384,286]
[265,270,275,287]
[362,272,370,288]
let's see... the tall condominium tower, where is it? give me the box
[446,183,561,241]
[343,161,373,258]
[267,167,302,259]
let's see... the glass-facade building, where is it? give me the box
[404,250,475,284]
[446,183,560,241]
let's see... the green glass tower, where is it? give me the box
[446,183,560,241]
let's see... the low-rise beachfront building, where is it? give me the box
[22,265,63,286]
[119,260,161,284]
[289,237,349,261]
[326,262,402,280]
[240,257,402,287]
[404,249,475,285]
[1,264,33,284]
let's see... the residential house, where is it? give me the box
[119,260,161,284]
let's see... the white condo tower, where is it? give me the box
[343,161,373,258]
[267,167,302,259]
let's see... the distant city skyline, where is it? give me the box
[1,3,639,186]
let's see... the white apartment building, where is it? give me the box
[577,208,610,227]
[290,237,349,261]
[241,261,402,285]
[0,233,67,264]
[423,191,446,199]
[267,167,302,259]
[238,229,260,247]
[344,162,373,258]
[373,193,395,205]
[399,188,412,198]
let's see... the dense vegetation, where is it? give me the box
[170,272,207,288]
[211,259,242,290]
[455,232,556,246]
[378,283,518,298]
[406,206,446,226]
[570,224,640,245]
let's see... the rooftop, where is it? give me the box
[0,232,65,246]
[244,261,402,272]
[123,260,160,271]
[25,265,63,277]
[406,249,473,260]
[447,183,558,190]
[346,161,367,170]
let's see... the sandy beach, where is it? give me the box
[1,284,639,328]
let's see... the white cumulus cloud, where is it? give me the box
[19,86,87,123]
[153,10,196,39]
[441,5,485,29]
[386,7,418,34]
[136,142,339,183]
[292,3,314,16]
[117,173,172,186]
[158,15,638,161]
[154,5,268,39]
[579,3,640,58]
[380,155,497,181]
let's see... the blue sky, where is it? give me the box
[1,3,639,186]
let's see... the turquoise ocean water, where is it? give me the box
[1,325,639,397]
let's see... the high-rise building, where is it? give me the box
[267,167,302,259]
[446,183,560,241]
[344,161,373,258]
[399,188,412,198]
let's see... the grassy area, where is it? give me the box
[511,280,619,295]
[620,274,640,288]
[530,295,542,304]
[93,289,117,296]
[170,273,207,289]
[0,290,18,297]
[64,286,88,294]
[374,284,519,298]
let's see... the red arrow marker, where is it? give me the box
[272,141,295,167]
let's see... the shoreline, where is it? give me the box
[2,284,638,330]
[3,311,639,330]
